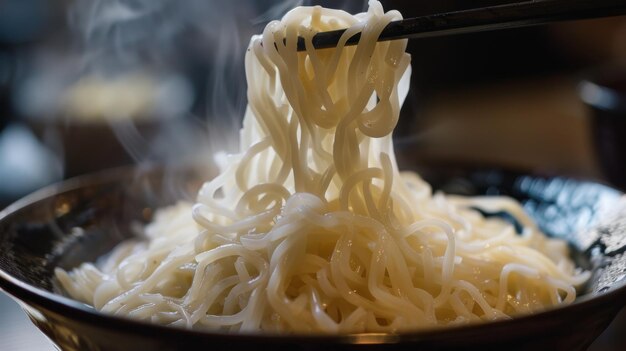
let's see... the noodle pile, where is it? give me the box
[56,1,589,333]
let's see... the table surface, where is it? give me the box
[1,74,625,350]
[0,295,55,350]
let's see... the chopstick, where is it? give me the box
[295,0,626,51]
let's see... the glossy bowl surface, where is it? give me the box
[1,165,626,351]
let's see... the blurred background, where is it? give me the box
[0,0,625,350]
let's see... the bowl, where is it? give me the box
[579,66,626,191]
[1,165,626,351]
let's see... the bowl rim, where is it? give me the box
[1,166,626,344]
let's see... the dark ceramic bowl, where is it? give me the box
[579,66,626,191]
[1,165,626,351]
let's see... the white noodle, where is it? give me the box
[55,1,589,333]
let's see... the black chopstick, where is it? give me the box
[295,0,626,51]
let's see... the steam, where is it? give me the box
[253,0,303,25]
[67,0,367,174]
[69,0,186,72]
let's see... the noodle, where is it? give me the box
[56,1,589,333]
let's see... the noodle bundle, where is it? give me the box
[56,1,589,333]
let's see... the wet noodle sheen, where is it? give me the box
[56,1,589,333]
